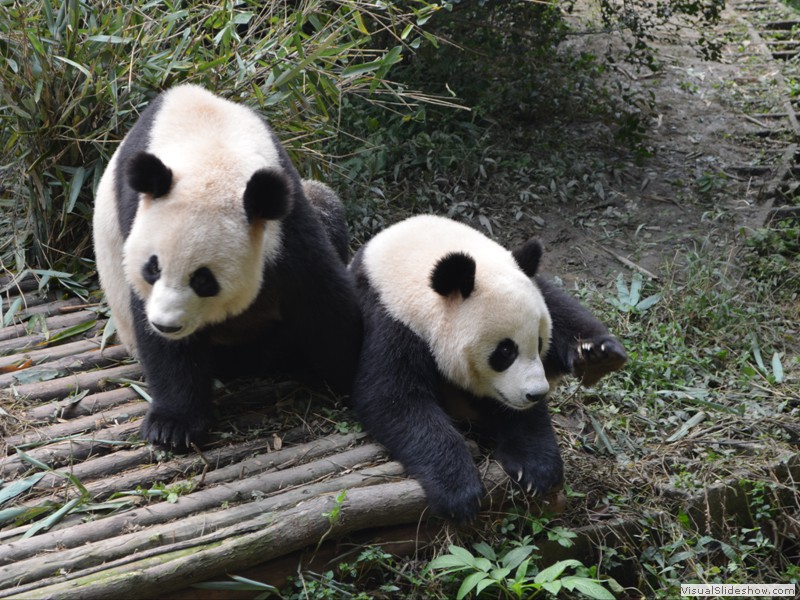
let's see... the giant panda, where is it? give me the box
[349,215,626,522]
[93,84,361,448]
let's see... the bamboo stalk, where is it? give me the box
[3,400,148,451]
[1,430,363,540]
[0,345,130,388]
[23,387,140,422]
[0,458,405,595]
[2,463,511,600]
[0,311,98,347]
[0,338,105,370]
[0,433,368,564]
[0,421,141,480]
[6,363,142,403]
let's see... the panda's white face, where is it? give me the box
[362,215,553,410]
[431,268,552,409]
[119,84,290,341]
[123,189,283,340]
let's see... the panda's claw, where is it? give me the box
[517,469,523,482]
[572,335,628,387]
[526,482,533,494]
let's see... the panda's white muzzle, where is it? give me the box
[146,283,200,340]
[493,356,550,410]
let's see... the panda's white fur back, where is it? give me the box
[93,152,135,347]
[94,84,285,353]
[361,214,552,405]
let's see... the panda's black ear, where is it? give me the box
[430,252,476,299]
[243,168,293,223]
[512,238,543,278]
[128,152,173,199]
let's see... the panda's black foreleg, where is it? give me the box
[131,295,213,448]
[534,275,627,386]
[481,397,563,497]
[352,306,485,523]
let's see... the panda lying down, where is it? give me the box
[349,214,626,522]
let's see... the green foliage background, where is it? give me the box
[1,0,727,275]
[0,0,440,271]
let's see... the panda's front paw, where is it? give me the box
[572,334,627,387]
[425,473,485,524]
[140,409,210,450]
[495,446,563,497]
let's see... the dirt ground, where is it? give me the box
[473,0,797,288]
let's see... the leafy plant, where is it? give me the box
[427,542,618,599]
[607,272,661,313]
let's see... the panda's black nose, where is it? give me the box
[151,322,183,334]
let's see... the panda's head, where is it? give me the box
[427,238,552,410]
[122,151,291,340]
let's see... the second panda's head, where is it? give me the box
[122,151,292,340]
[427,238,553,410]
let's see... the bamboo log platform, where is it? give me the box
[0,290,529,599]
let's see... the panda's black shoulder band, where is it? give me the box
[430,252,475,299]
[127,152,173,199]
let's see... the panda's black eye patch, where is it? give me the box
[190,267,220,297]
[489,338,518,372]
[142,255,161,285]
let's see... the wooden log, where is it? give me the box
[0,345,130,388]
[23,387,140,422]
[0,421,141,480]
[0,428,361,535]
[5,363,142,403]
[0,463,511,600]
[1,291,52,312]
[0,338,104,370]
[0,311,98,344]
[0,457,404,594]
[0,273,37,295]
[3,400,148,451]
[0,433,368,563]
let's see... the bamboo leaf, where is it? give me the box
[12,367,63,385]
[0,472,46,506]
[53,55,92,79]
[37,319,96,346]
[2,297,23,326]
[772,352,784,383]
[66,166,86,214]
[22,496,83,539]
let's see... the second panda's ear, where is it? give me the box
[243,168,293,223]
[128,152,173,198]
[430,252,476,299]
[512,238,543,278]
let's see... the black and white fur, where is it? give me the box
[93,84,361,448]
[349,215,625,522]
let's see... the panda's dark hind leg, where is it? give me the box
[534,275,627,386]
